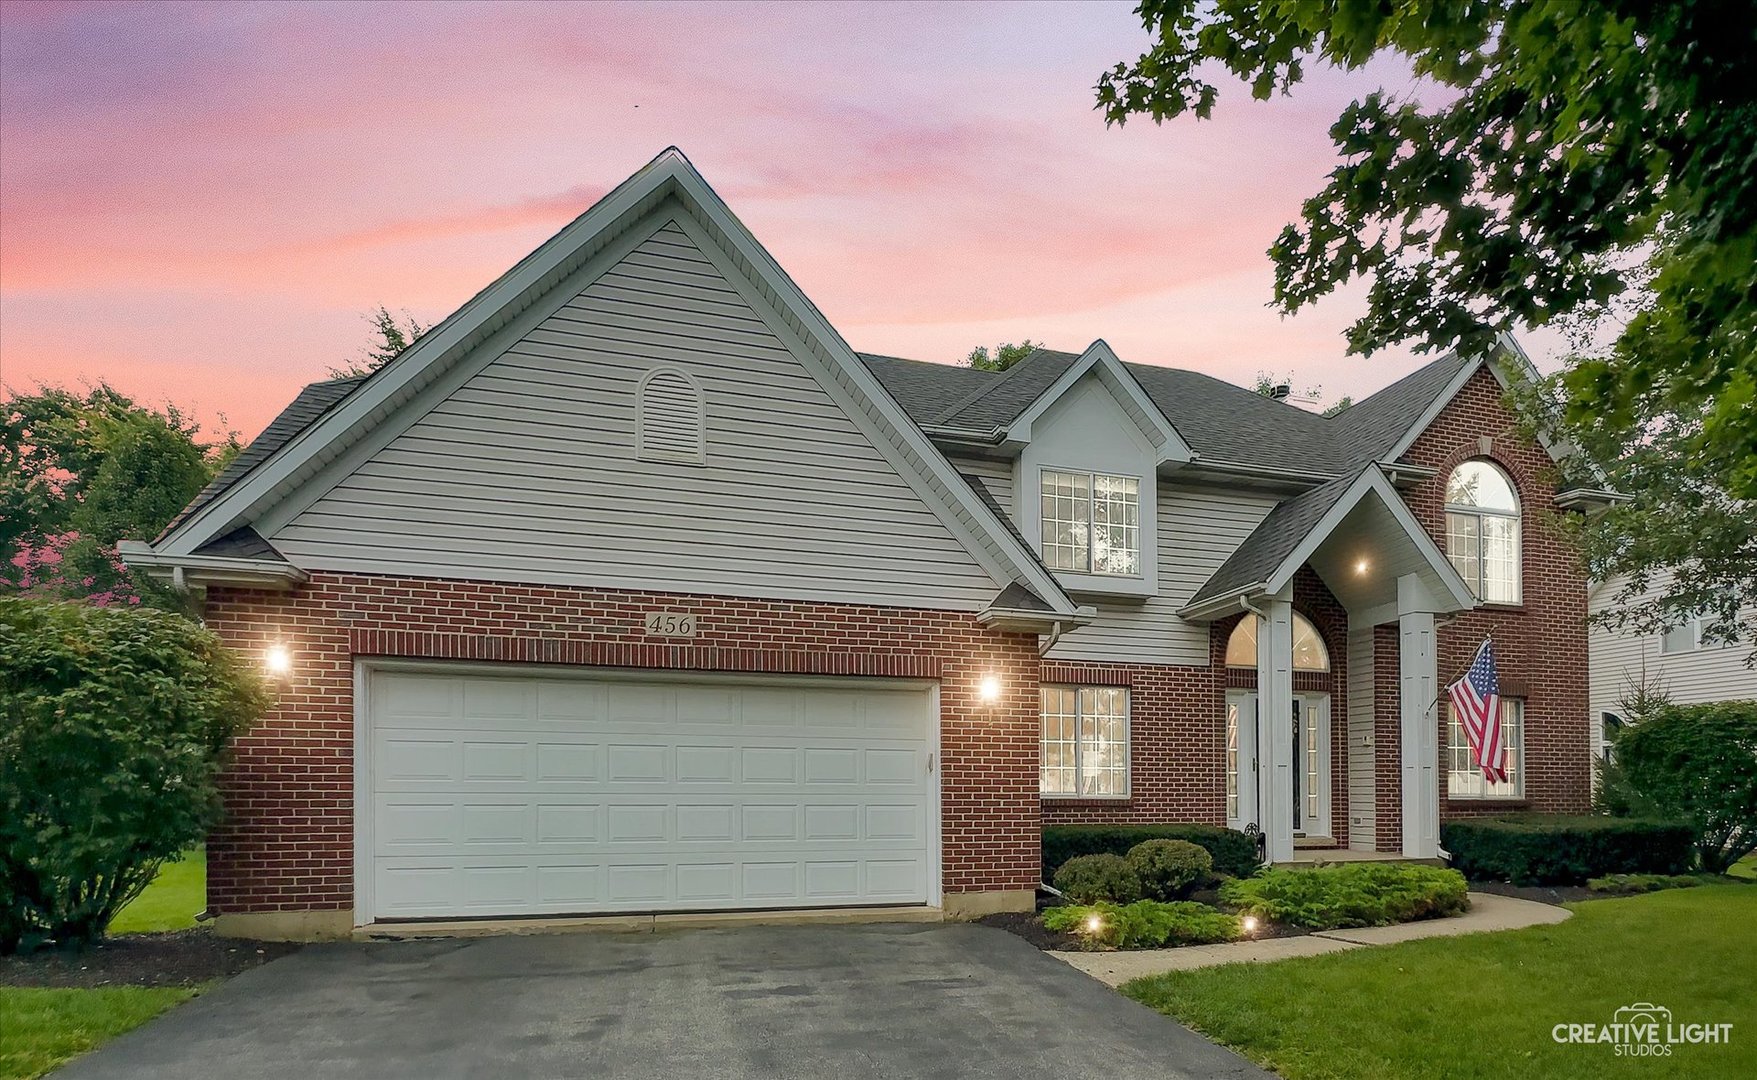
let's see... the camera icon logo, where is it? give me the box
[1615,1003,1673,1029]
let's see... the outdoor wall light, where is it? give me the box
[264,644,293,675]
[977,675,1002,704]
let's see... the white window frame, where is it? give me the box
[1447,697,1525,799]
[1040,685,1131,799]
[1037,467,1141,577]
[1444,460,1521,604]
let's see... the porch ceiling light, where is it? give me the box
[1355,557,1371,575]
[977,675,1002,704]
[264,644,293,675]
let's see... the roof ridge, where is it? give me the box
[931,346,1072,427]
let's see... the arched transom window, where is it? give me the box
[1225,613,1329,671]
[1444,459,1520,603]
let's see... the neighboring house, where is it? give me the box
[121,150,1610,940]
[1588,570,1757,759]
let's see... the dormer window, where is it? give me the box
[1040,469,1140,575]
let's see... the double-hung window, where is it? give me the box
[1040,469,1140,576]
[1447,698,1524,798]
[1040,686,1129,797]
[1444,460,1521,604]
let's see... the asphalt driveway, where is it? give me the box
[56,923,1272,1079]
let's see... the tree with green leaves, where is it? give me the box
[1099,0,1756,654]
[1,384,236,604]
[330,305,427,378]
[966,340,1041,372]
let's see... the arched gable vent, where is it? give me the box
[636,369,706,463]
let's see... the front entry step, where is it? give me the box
[1275,848,1449,868]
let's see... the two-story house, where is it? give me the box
[121,150,1602,940]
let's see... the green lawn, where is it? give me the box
[1125,884,1756,1080]
[1,852,209,1080]
[106,849,206,935]
[0,987,197,1080]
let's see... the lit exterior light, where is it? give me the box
[1241,915,1259,935]
[1084,913,1104,935]
[264,645,292,675]
[1355,558,1370,575]
[977,675,1002,704]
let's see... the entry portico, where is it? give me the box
[1181,465,1477,864]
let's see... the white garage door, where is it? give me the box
[361,668,935,921]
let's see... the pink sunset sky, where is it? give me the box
[0,0,1564,440]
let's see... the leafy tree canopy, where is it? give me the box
[1,384,235,603]
[966,340,1042,372]
[329,305,428,378]
[1100,0,1756,651]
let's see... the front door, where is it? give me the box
[1227,691,1330,839]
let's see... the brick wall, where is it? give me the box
[1400,366,1593,820]
[200,572,1042,915]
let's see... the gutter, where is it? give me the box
[116,540,309,591]
[1177,584,1268,623]
[976,604,1096,636]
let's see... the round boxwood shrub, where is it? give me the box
[1127,838,1212,900]
[0,597,268,953]
[1052,853,1143,903]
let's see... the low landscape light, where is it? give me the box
[1241,915,1259,935]
[264,645,292,675]
[1084,913,1104,935]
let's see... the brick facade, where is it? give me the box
[200,573,1041,916]
[1399,367,1593,820]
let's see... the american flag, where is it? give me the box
[1447,640,1506,784]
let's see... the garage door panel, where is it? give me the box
[367,671,933,920]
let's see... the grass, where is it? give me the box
[1124,884,1756,1080]
[107,848,206,935]
[0,987,197,1080]
[1,852,209,1079]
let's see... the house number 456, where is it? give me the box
[643,611,697,638]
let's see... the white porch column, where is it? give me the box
[1398,574,1440,859]
[1257,585,1296,864]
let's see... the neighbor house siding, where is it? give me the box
[1588,569,1756,758]
[1042,482,1280,666]
[268,221,996,611]
[200,572,1043,917]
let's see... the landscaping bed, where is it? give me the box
[0,928,300,990]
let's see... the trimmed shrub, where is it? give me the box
[1,598,268,953]
[1586,873,1725,895]
[1441,815,1694,885]
[1613,700,1757,873]
[1127,839,1212,901]
[1052,853,1143,903]
[1043,900,1241,950]
[1043,824,1258,881]
[1220,863,1469,929]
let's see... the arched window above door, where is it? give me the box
[1225,613,1329,671]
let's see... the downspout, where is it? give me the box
[1240,596,1271,864]
[1039,620,1068,658]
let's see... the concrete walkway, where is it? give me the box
[1054,891,1570,987]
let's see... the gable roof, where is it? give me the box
[1184,471,1360,608]
[860,346,1500,479]
[1003,341,1193,466]
[142,149,1082,620]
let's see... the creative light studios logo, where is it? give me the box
[1553,1002,1735,1057]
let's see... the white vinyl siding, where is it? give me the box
[271,222,996,609]
[1042,482,1280,666]
[1346,625,1376,850]
[1588,570,1757,758]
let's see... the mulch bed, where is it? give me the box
[1,929,302,989]
[1468,880,1600,906]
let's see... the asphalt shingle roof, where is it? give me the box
[1183,468,1364,607]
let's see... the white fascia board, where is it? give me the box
[976,606,1095,634]
[156,149,686,557]
[1004,340,1194,467]
[117,540,308,589]
[1264,466,1478,612]
[1176,589,1263,623]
